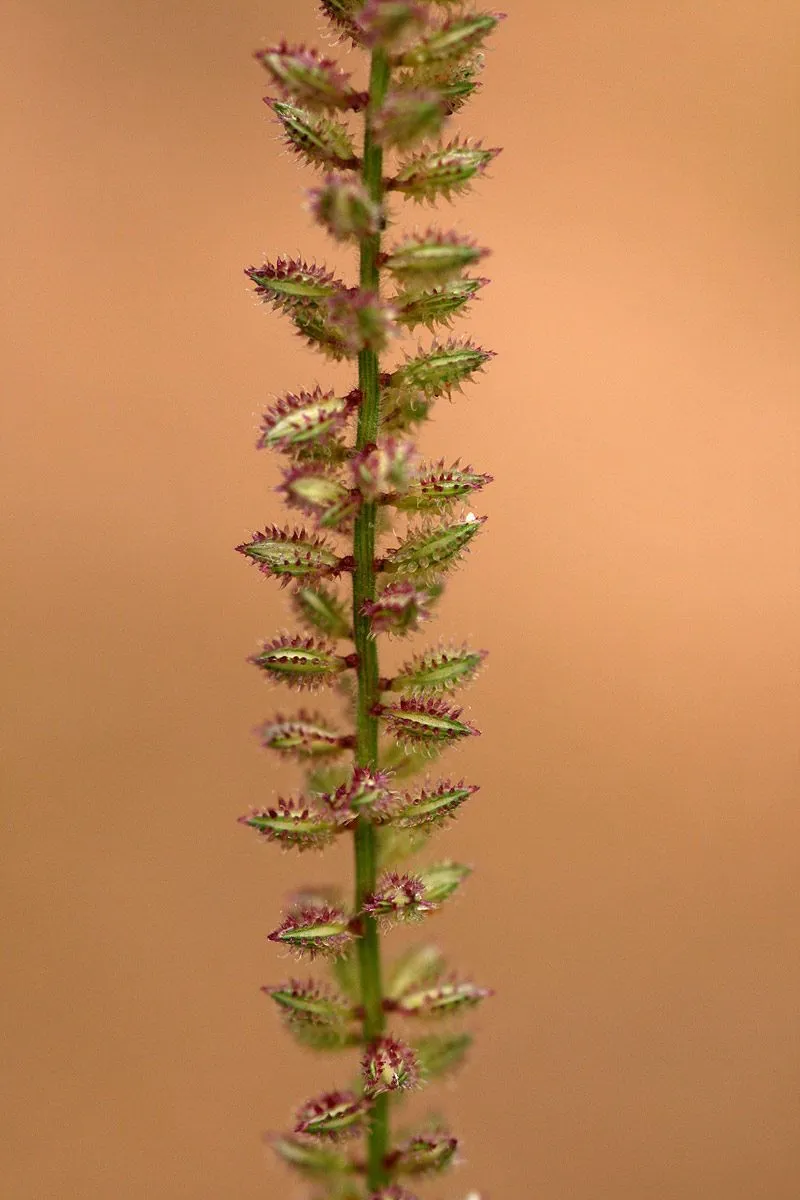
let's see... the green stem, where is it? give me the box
[352,45,391,1194]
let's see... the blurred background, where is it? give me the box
[3,1,799,1196]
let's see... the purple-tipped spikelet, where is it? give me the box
[307,175,382,243]
[376,697,480,750]
[390,644,487,693]
[236,525,343,585]
[391,977,493,1018]
[388,337,495,397]
[249,634,348,689]
[393,276,488,332]
[362,1035,420,1096]
[390,138,501,204]
[383,230,488,289]
[356,2,426,49]
[390,459,493,510]
[396,10,505,67]
[264,979,357,1049]
[362,871,437,923]
[268,904,354,959]
[239,797,339,849]
[277,464,357,529]
[352,438,416,501]
[381,514,486,577]
[361,581,435,635]
[319,1,365,47]
[256,710,352,758]
[246,258,342,310]
[386,1130,459,1175]
[320,766,398,824]
[236,3,503,1195]
[254,43,363,111]
[295,1089,368,1138]
[257,386,355,455]
[265,97,359,169]
[392,780,479,828]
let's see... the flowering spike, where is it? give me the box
[239,797,339,850]
[236,526,341,584]
[387,1130,459,1175]
[388,338,495,398]
[390,460,493,510]
[249,635,347,690]
[362,871,437,923]
[397,11,505,68]
[254,44,363,111]
[414,1031,473,1079]
[393,277,487,332]
[376,697,480,750]
[256,711,351,759]
[238,4,501,1193]
[308,174,382,243]
[362,1036,420,1096]
[268,904,355,959]
[392,780,479,828]
[292,583,351,640]
[361,581,435,636]
[393,979,492,1018]
[391,645,487,694]
[386,944,446,1000]
[295,1090,367,1139]
[265,98,359,169]
[416,861,472,904]
[384,231,488,290]
[382,514,485,577]
[391,139,501,204]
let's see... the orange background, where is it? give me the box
[3,1,800,1197]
